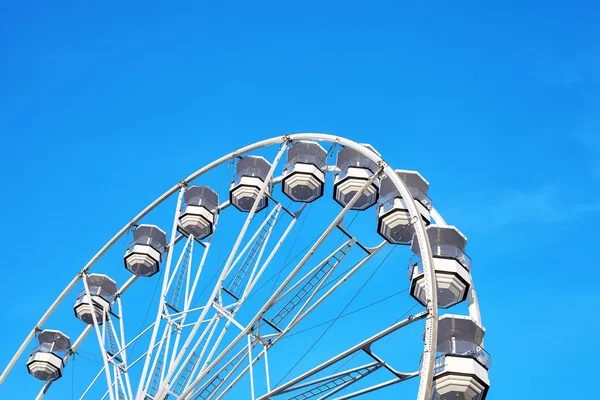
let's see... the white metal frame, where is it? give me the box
[0,133,485,400]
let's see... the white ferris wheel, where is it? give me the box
[0,134,491,400]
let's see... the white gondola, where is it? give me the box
[282,141,327,203]
[230,156,271,212]
[74,274,118,325]
[376,169,431,244]
[432,315,491,400]
[179,185,219,239]
[333,144,380,210]
[124,224,167,277]
[26,330,70,382]
[409,225,471,308]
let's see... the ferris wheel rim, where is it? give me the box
[1,133,444,400]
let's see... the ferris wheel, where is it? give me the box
[0,134,491,400]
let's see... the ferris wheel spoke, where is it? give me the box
[211,349,384,400]
[142,240,216,399]
[211,344,267,400]
[179,169,384,399]
[143,324,170,397]
[138,189,222,400]
[272,239,354,305]
[278,361,382,396]
[167,315,221,396]
[258,310,428,400]
[198,319,238,377]
[165,224,223,374]
[108,304,133,400]
[115,299,135,400]
[100,379,119,400]
[82,273,117,400]
[262,239,356,335]
[332,374,418,400]
[136,187,187,399]
[187,340,255,400]
[152,144,290,399]
[158,208,298,399]
[211,303,246,332]
[222,204,282,301]
[275,240,386,340]
[219,143,289,281]
[164,235,195,311]
[241,207,299,301]
[297,362,382,400]
[190,321,267,399]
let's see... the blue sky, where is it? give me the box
[1,1,599,399]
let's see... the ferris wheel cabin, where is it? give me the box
[74,274,118,325]
[179,185,219,239]
[230,156,271,212]
[409,225,471,308]
[377,170,431,244]
[333,144,380,210]
[26,329,70,382]
[281,141,327,203]
[432,315,491,400]
[124,224,167,277]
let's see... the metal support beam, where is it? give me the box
[258,311,427,400]
[154,143,289,399]
[83,274,116,400]
[333,374,418,400]
[179,169,383,399]
[136,187,185,399]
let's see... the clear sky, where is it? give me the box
[1,1,599,399]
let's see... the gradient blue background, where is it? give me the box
[1,1,599,398]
